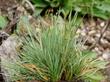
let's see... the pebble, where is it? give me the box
[76,29,81,34]
[98,56,104,61]
[100,22,105,27]
[95,33,100,38]
[88,30,96,36]
[80,29,87,36]
[102,51,110,60]
[101,39,109,44]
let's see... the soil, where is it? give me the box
[0,0,17,13]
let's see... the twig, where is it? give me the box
[22,0,35,13]
[89,20,110,50]
[3,17,18,34]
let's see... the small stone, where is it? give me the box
[81,32,86,36]
[102,51,110,60]
[100,22,105,27]
[36,28,41,33]
[95,33,100,38]
[80,29,88,36]
[98,56,104,61]
[86,37,95,44]
[94,47,100,52]
[28,15,33,19]
[76,29,81,34]
[88,30,96,36]
[101,39,109,44]
[97,50,102,55]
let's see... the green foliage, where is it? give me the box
[32,0,110,19]
[0,16,7,29]
[3,15,107,82]
[75,0,110,19]
[32,0,77,17]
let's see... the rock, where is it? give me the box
[0,0,18,20]
[88,30,96,36]
[95,33,101,38]
[0,31,9,45]
[100,22,105,27]
[102,51,110,61]
[80,29,88,36]
[0,0,17,11]
[0,35,19,59]
[0,35,19,82]
[93,47,103,55]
